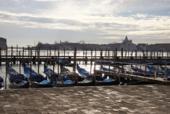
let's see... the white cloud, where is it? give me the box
[0,0,170,45]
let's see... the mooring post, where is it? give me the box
[153,51,155,59]
[90,49,93,75]
[94,48,97,60]
[28,46,30,58]
[108,49,110,59]
[37,48,40,74]
[125,50,127,59]
[11,46,14,64]
[93,62,96,85]
[57,48,60,75]
[31,47,33,64]
[146,50,148,57]
[131,50,133,59]
[19,51,21,74]
[105,49,107,57]
[30,46,33,72]
[150,51,152,59]
[142,50,145,59]
[100,50,103,60]
[5,47,8,89]
[11,46,13,59]
[22,47,24,60]
[73,48,77,72]
[115,48,117,59]
[64,48,65,59]
[50,47,52,57]
[0,48,1,66]
[47,49,49,57]
[157,51,159,58]
[165,63,167,80]
[54,48,56,57]
[121,48,123,59]
[16,45,19,65]
[118,68,121,85]
[85,49,87,65]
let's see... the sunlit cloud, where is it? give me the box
[0,0,170,45]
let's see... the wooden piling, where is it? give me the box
[73,48,77,72]
[100,50,103,60]
[5,48,8,89]
[57,48,60,75]
[0,48,1,66]
[85,49,87,65]
[64,48,65,59]
[19,51,21,74]
[121,48,123,59]
[90,49,93,75]
[115,48,117,59]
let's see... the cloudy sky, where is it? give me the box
[0,0,170,46]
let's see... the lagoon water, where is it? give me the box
[0,85,169,114]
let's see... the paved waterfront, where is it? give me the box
[0,85,169,114]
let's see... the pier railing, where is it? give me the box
[0,46,170,65]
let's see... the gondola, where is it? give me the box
[23,64,52,87]
[8,66,29,88]
[77,64,115,85]
[94,65,116,85]
[95,75,115,85]
[131,65,153,76]
[60,66,75,86]
[160,66,170,80]
[44,65,75,86]
[147,65,164,76]
[76,64,90,78]
[61,74,75,85]
[0,76,4,88]
[44,64,58,86]
[76,64,93,85]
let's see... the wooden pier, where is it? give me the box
[0,46,170,88]
[0,46,170,65]
[94,70,170,85]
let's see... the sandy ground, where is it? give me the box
[0,85,169,114]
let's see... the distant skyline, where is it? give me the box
[0,0,170,46]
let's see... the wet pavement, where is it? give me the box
[0,85,169,114]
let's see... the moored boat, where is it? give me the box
[76,64,93,85]
[160,66,170,80]
[95,74,115,85]
[8,66,29,88]
[23,64,52,87]
[131,65,153,76]
[44,64,58,86]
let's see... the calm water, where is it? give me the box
[0,85,169,114]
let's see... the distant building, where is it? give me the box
[0,37,7,49]
[119,36,137,51]
[137,43,148,51]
